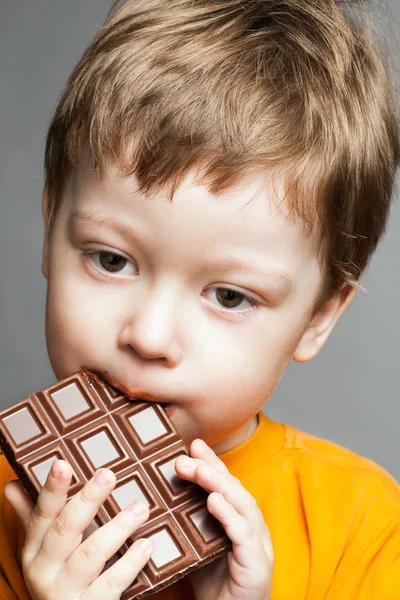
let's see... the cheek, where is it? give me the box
[44,275,113,378]
[199,324,299,412]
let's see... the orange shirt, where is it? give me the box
[1,412,399,600]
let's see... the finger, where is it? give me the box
[207,492,272,587]
[24,460,73,558]
[4,480,34,531]
[174,456,226,492]
[86,537,153,600]
[175,457,268,537]
[38,468,116,566]
[62,501,150,591]
[174,453,227,484]
[189,439,229,472]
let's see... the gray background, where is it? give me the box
[1,1,399,479]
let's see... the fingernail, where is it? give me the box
[50,461,61,478]
[196,439,208,451]
[94,469,113,486]
[127,501,148,516]
[136,538,152,553]
[180,456,192,468]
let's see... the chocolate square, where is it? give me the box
[0,370,231,598]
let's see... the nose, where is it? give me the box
[118,288,182,367]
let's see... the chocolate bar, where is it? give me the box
[0,370,231,598]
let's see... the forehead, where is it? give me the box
[66,161,322,272]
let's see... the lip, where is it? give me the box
[124,395,176,418]
[161,403,173,416]
[126,394,175,415]
[94,369,175,409]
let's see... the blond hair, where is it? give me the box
[44,0,399,303]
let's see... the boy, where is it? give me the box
[1,0,399,598]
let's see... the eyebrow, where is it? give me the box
[70,208,150,248]
[203,256,293,291]
[71,209,134,234]
[70,209,293,292]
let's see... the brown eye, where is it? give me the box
[99,251,128,273]
[215,288,245,308]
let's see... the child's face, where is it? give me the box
[42,162,331,453]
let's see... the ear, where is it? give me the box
[293,284,357,363]
[41,186,50,279]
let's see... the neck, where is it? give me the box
[211,414,259,455]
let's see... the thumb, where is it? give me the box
[4,480,34,530]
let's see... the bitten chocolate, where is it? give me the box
[0,370,231,599]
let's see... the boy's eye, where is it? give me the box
[83,250,137,276]
[98,251,128,273]
[207,287,258,312]
[217,288,245,308]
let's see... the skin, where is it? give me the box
[5,162,356,600]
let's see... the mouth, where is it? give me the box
[123,392,174,412]
[161,403,173,416]
[126,396,175,418]
[93,369,175,415]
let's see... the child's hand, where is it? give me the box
[4,461,153,600]
[175,441,273,600]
